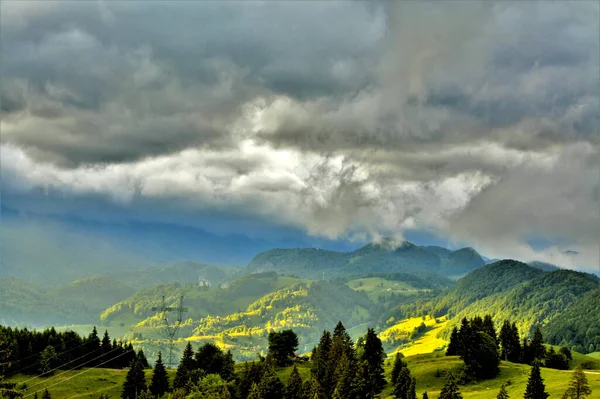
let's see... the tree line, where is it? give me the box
[446,315,574,381]
[0,326,148,376]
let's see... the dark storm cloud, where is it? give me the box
[1,1,598,270]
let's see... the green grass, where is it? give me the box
[587,351,600,360]
[379,353,600,399]
[9,352,599,399]
[9,369,175,399]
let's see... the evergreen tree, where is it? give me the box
[361,328,386,396]
[563,365,592,399]
[287,365,304,399]
[439,372,462,399]
[499,321,521,362]
[121,360,147,399]
[529,327,547,364]
[304,377,325,399]
[40,345,57,375]
[258,365,285,399]
[482,315,498,348]
[173,342,195,389]
[332,353,354,399]
[42,389,51,399]
[349,360,370,399]
[524,362,549,399]
[247,383,262,399]
[497,383,509,399]
[392,353,413,399]
[408,378,417,399]
[87,327,101,366]
[311,330,332,392]
[446,327,460,356]
[149,351,169,397]
[0,337,22,399]
[333,321,355,360]
[137,349,150,369]
[101,330,111,365]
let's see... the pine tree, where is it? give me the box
[563,365,592,399]
[332,352,354,399]
[391,352,406,385]
[361,328,386,397]
[311,330,332,392]
[247,383,262,399]
[101,330,111,366]
[87,326,101,366]
[529,327,546,363]
[258,364,285,399]
[149,351,169,397]
[136,349,150,369]
[524,362,549,399]
[482,315,498,348]
[497,382,509,399]
[304,377,325,399]
[439,372,462,399]
[499,321,521,362]
[408,378,417,399]
[446,327,460,356]
[392,354,413,399]
[287,365,304,399]
[173,342,195,389]
[121,360,148,399]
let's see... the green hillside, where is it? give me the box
[245,239,484,280]
[111,261,233,289]
[544,288,600,353]
[99,273,308,328]
[393,260,544,320]
[48,276,136,318]
[7,352,600,399]
[448,269,599,339]
[191,281,374,343]
[0,277,79,326]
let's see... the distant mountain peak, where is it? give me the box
[363,237,415,251]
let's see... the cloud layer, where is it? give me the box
[2,1,598,270]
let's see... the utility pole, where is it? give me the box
[152,295,188,368]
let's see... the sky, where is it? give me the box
[1,1,599,271]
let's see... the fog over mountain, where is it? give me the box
[1,1,598,272]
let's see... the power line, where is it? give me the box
[18,344,106,385]
[10,339,92,375]
[22,346,124,392]
[22,349,133,398]
[10,335,87,367]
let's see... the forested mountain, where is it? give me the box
[99,273,308,327]
[245,239,485,279]
[0,278,78,326]
[543,288,600,353]
[110,261,233,289]
[192,281,374,344]
[446,269,599,341]
[0,276,135,326]
[395,260,544,319]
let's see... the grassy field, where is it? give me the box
[10,351,599,399]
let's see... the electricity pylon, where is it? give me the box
[152,295,188,367]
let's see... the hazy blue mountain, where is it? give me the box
[0,206,357,287]
[111,261,234,289]
[245,239,485,279]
